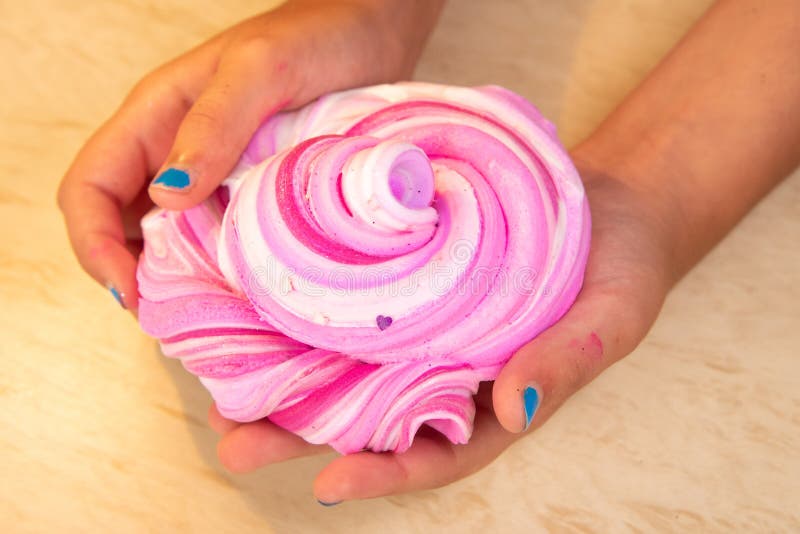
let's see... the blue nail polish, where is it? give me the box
[108,285,126,309]
[152,168,190,189]
[523,386,540,430]
[317,499,342,507]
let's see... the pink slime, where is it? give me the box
[137,83,591,454]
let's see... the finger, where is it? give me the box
[149,39,291,210]
[207,402,240,435]
[58,119,160,311]
[312,406,517,504]
[492,285,659,434]
[216,418,330,473]
[58,46,219,308]
[58,84,194,310]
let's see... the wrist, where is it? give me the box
[571,0,800,285]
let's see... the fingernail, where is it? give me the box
[317,499,342,507]
[152,167,191,190]
[523,385,541,430]
[107,283,126,309]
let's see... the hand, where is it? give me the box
[57,0,443,310]
[209,0,800,502]
[207,156,678,504]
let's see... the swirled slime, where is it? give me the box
[137,83,591,453]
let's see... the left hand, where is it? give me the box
[57,0,440,310]
[207,156,679,504]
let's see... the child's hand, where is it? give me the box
[206,160,677,503]
[57,0,443,310]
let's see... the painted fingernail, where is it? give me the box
[152,167,191,190]
[523,385,541,430]
[317,499,342,507]
[107,283,126,309]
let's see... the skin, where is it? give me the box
[58,0,800,503]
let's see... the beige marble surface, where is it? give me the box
[2,1,798,532]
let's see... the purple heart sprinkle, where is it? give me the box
[376,315,393,331]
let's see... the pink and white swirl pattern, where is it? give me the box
[137,83,591,453]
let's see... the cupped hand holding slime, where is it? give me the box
[136,83,591,453]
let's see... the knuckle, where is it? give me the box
[125,67,177,109]
[608,298,654,357]
[227,35,277,67]
[127,72,159,102]
[586,286,658,362]
[185,104,222,131]
[562,357,590,394]
[182,99,228,143]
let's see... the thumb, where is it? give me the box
[148,40,290,210]
[493,287,657,434]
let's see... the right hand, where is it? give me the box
[57,0,443,311]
